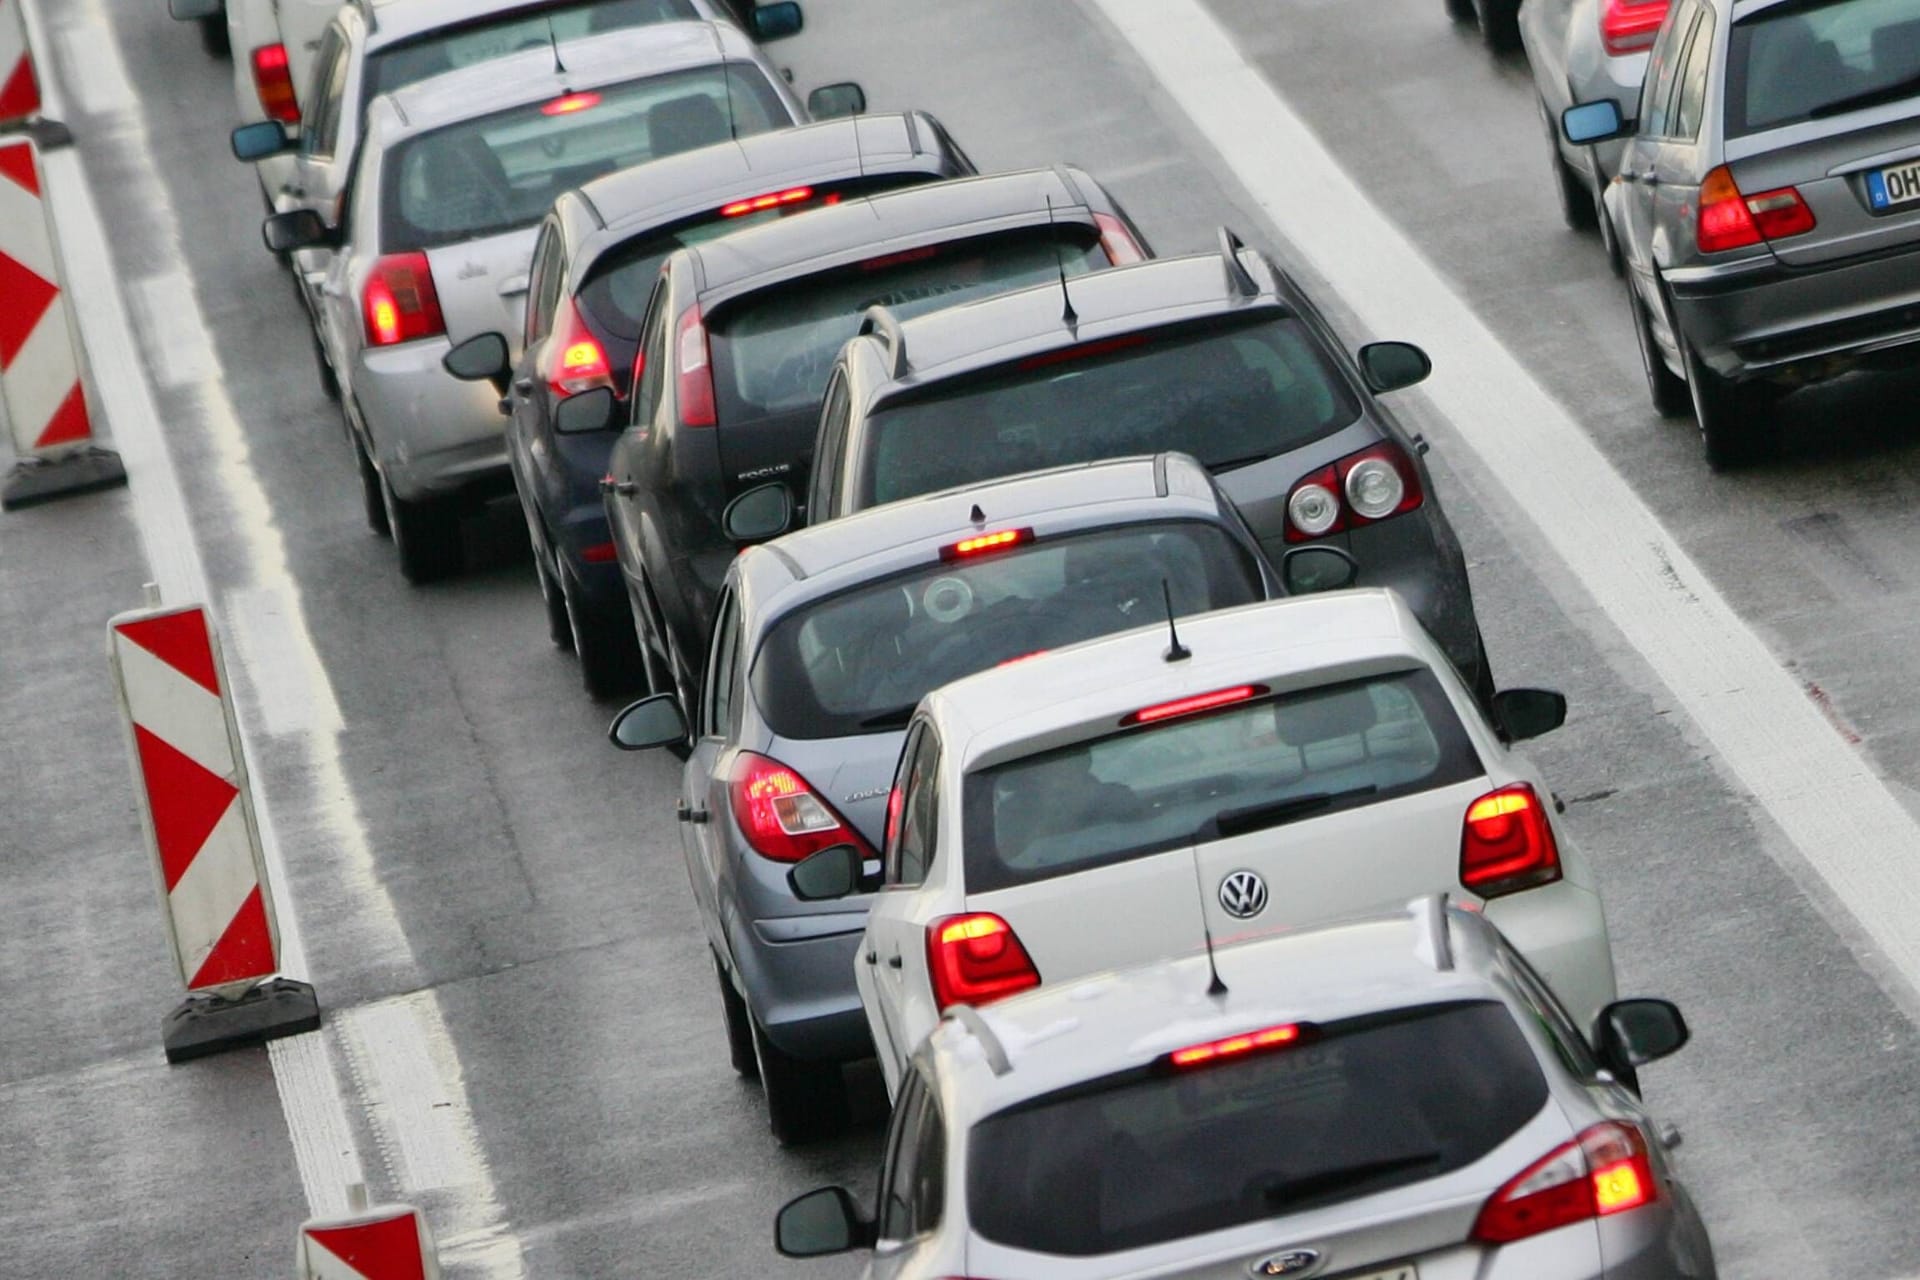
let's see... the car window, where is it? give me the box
[380,63,789,252]
[967,1001,1547,1257]
[812,372,850,517]
[1639,2,1696,136]
[1726,0,1920,136]
[301,26,350,159]
[890,734,941,886]
[962,669,1482,893]
[750,521,1266,740]
[857,317,1360,508]
[1673,7,1716,141]
[704,590,741,738]
[1502,943,1604,1078]
[876,1070,944,1243]
[525,224,567,348]
[631,282,670,426]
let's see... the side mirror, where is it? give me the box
[1488,688,1567,741]
[722,482,794,545]
[607,693,688,751]
[1357,341,1432,395]
[1279,545,1358,595]
[787,843,862,902]
[232,120,294,162]
[1562,99,1629,145]
[556,385,618,434]
[807,82,867,119]
[775,1186,873,1258]
[170,0,223,20]
[443,332,511,393]
[749,0,804,40]
[262,210,337,254]
[1595,998,1689,1076]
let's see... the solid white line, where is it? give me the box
[1084,0,1920,987]
[51,20,133,117]
[130,273,219,390]
[223,584,345,738]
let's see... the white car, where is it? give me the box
[790,588,1618,1097]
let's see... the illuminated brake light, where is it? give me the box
[545,298,612,398]
[1473,1122,1658,1244]
[729,752,873,863]
[1169,1023,1301,1068]
[542,92,602,116]
[1018,333,1150,371]
[719,186,816,217]
[580,541,618,564]
[939,527,1033,561]
[362,253,444,348]
[676,304,716,428]
[1460,783,1562,898]
[1124,684,1267,727]
[926,913,1040,1009]
[250,44,300,124]
[862,245,941,272]
[1283,441,1424,543]
[1599,0,1669,57]
[1698,165,1815,254]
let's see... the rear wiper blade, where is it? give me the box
[1208,451,1274,473]
[857,704,919,730]
[1809,72,1920,119]
[1260,1151,1443,1209]
[1209,785,1377,839]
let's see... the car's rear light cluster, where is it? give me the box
[1598,0,1670,57]
[720,186,819,217]
[1282,441,1424,543]
[250,44,300,125]
[362,253,445,348]
[542,91,602,117]
[676,304,717,428]
[1168,1022,1301,1069]
[940,527,1033,561]
[544,298,612,398]
[1460,783,1562,898]
[1697,165,1816,254]
[1093,212,1147,266]
[1018,334,1149,371]
[1124,684,1267,727]
[926,913,1040,1009]
[729,752,872,863]
[1473,1122,1658,1243]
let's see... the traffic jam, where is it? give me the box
[4,0,1920,1275]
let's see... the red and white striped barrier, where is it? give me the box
[0,0,41,130]
[296,1203,441,1280]
[108,597,319,1062]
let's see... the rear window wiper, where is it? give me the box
[1809,72,1920,119]
[1259,1151,1444,1209]
[857,704,919,730]
[1207,451,1275,473]
[1209,785,1378,839]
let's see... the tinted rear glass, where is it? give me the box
[968,1002,1547,1257]
[962,670,1478,892]
[751,521,1264,740]
[708,229,1109,422]
[381,64,788,251]
[365,0,700,100]
[1728,0,1920,136]
[859,317,1360,508]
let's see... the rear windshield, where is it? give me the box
[365,0,700,101]
[962,669,1479,893]
[708,229,1110,421]
[750,521,1264,740]
[1728,0,1920,136]
[968,1001,1547,1257]
[859,317,1360,508]
[381,63,788,251]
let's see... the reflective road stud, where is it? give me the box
[297,1201,441,1280]
[108,597,319,1062]
[0,0,40,129]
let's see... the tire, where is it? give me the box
[353,433,390,538]
[198,13,230,58]
[560,556,642,701]
[1596,188,1626,277]
[535,541,573,649]
[714,952,758,1080]
[1539,100,1597,232]
[1477,0,1522,50]
[1683,341,1774,471]
[1469,632,1498,717]
[1630,283,1690,417]
[380,473,463,584]
[749,1015,849,1146]
[1445,0,1476,19]
[310,326,340,402]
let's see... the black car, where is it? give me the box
[596,166,1153,708]
[444,112,971,697]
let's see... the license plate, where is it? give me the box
[1866,159,1920,210]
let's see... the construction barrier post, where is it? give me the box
[0,0,43,134]
[296,1197,442,1280]
[0,133,124,509]
[107,592,320,1063]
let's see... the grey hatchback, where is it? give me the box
[1567,0,1920,468]
[606,453,1354,1145]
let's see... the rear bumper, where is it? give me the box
[353,339,510,501]
[729,911,874,1063]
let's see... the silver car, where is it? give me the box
[777,899,1717,1280]
[259,22,810,581]
[605,453,1354,1145]
[1566,0,1920,469]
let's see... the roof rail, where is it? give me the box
[1411,893,1454,972]
[946,1005,1012,1077]
[859,305,910,379]
[1217,225,1259,299]
[349,0,377,34]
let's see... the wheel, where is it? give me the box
[1683,341,1774,471]
[749,1015,850,1146]
[1596,188,1626,277]
[1537,100,1597,232]
[353,433,390,537]
[1630,283,1690,417]
[1469,632,1498,716]
[714,952,758,1080]
[310,326,340,402]
[380,473,463,583]
[535,540,572,650]
[560,555,642,700]
[198,13,230,58]
[628,592,670,698]
[1445,0,1476,19]
[1477,0,1522,50]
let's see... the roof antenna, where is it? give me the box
[1202,923,1230,998]
[1161,579,1190,663]
[710,23,740,141]
[968,502,986,525]
[1045,195,1078,328]
[546,15,569,78]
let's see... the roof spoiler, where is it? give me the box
[859,305,910,379]
[1218,225,1259,299]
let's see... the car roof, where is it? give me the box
[922,588,1438,770]
[926,902,1499,1118]
[361,0,708,49]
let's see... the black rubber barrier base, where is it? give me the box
[1,448,129,511]
[162,978,322,1065]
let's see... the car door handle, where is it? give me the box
[320,282,345,299]
[886,954,903,969]
[611,480,638,496]
[863,951,878,965]
[514,378,535,396]
[676,802,708,824]
[499,274,530,297]
[1659,1122,1683,1151]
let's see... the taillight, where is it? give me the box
[542,91,602,117]
[1460,783,1561,898]
[362,253,445,348]
[676,304,716,428]
[1472,1122,1658,1244]
[1283,441,1424,543]
[1018,334,1149,371]
[1168,1022,1302,1068]
[1124,684,1267,727]
[1698,165,1815,254]
[939,527,1033,560]
[926,913,1040,1010]
[544,298,612,398]
[720,186,816,217]
[580,542,618,564]
[250,44,300,124]
[728,752,872,863]
[1093,212,1147,266]
[1598,0,1669,56]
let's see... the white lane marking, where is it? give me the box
[224,585,345,738]
[130,274,219,389]
[1086,0,1920,987]
[51,20,133,117]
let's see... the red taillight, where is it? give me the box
[250,44,299,124]
[720,186,816,217]
[728,752,871,863]
[1283,441,1424,543]
[1473,1122,1658,1244]
[862,245,941,272]
[1093,212,1147,266]
[1598,0,1669,56]
[1017,333,1150,371]
[939,527,1033,560]
[542,91,602,116]
[544,298,612,397]
[676,304,716,428]
[362,253,445,348]
[580,541,618,564]
[1168,1022,1301,1068]
[1460,783,1562,898]
[1698,165,1815,254]
[1124,684,1266,727]
[926,913,1040,1010]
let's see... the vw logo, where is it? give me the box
[1251,1249,1321,1277]
[1219,869,1269,919]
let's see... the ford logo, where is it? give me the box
[1251,1250,1321,1278]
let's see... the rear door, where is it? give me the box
[863,724,940,1096]
[286,23,352,312]
[685,588,744,962]
[1616,0,1694,282]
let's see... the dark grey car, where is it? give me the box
[606,452,1353,1146]
[1567,0,1920,468]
